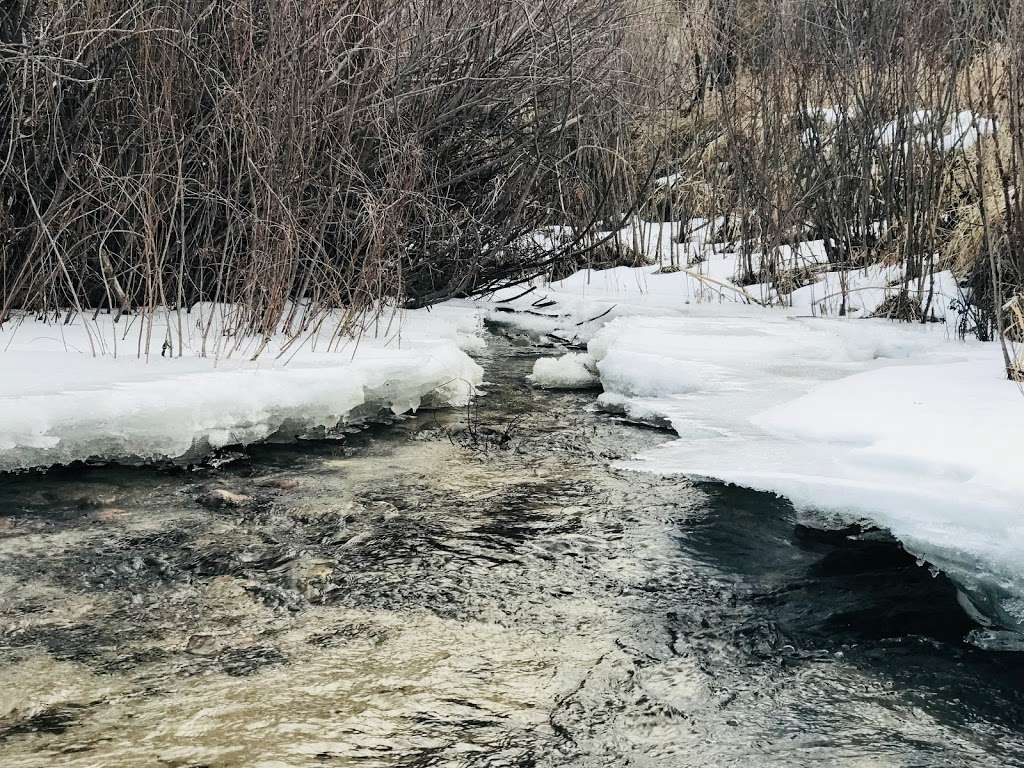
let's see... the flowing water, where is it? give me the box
[1,334,1024,767]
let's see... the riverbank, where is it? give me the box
[1,231,1021,637]
[0,304,483,472]
[2,335,1024,766]
[476,255,1024,639]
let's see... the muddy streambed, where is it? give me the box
[1,335,1024,767]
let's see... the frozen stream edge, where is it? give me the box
[481,275,1024,645]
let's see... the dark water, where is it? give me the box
[1,335,1023,767]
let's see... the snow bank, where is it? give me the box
[487,263,748,346]
[529,353,599,389]
[485,232,965,346]
[482,237,1020,631]
[584,311,1024,631]
[0,304,484,472]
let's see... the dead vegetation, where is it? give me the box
[636,0,1024,375]
[2,0,1024,374]
[0,0,662,340]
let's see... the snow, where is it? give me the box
[478,217,1021,631]
[816,106,847,124]
[782,264,962,320]
[529,352,599,389]
[871,109,994,152]
[941,110,995,151]
[0,304,484,472]
[653,173,682,189]
[590,312,1024,630]
[805,107,994,152]
[485,226,965,346]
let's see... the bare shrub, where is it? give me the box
[645,0,1024,373]
[0,0,661,342]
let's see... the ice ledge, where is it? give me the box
[541,309,1024,633]
[0,305,484,472]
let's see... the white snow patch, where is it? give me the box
[484,232,966,345]
[529,353,599,389]
[876,109,995,152]
[653,173,682,189]
[0,304,485,471]
[586,310,1024,630]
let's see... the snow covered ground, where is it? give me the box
[482,224,1024,636]
[494,220,964,348]
[2,212,1020,636]
[593,313,1024,636]
[0,304,484,472]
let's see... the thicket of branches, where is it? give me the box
[0,0,656,337]
[649,0,1024,370]
[3,0,1023,370]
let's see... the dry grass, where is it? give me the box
[633,0,1023,363]
[1004,295,1024,378]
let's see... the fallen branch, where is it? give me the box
[577,304,617,325]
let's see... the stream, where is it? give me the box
[1,334,1024,767]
